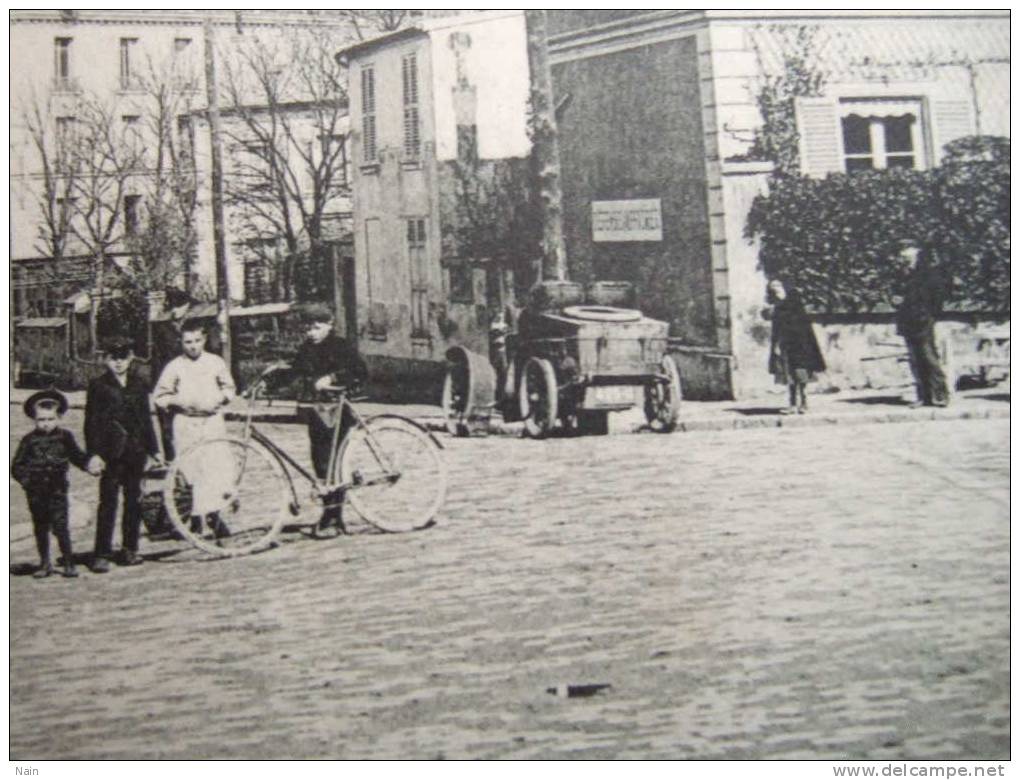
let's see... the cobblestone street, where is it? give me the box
[9,412,1009,759]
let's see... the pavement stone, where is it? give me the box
[9,383,1009,437]
[7,409,1010,759]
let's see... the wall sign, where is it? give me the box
[592,199,662,242]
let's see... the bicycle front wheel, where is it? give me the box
[338,417,447,533]
[164,437,288,557]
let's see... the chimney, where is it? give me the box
[448,32,477,166]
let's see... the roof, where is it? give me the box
[16,317,67,329]
[335,26,426,64]
[336,11,522,63]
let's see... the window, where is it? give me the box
[123,195,141,236]
[121,115,142,149]
[239,238,284,305]
[402,53,421,160]
[120,37,139,89]
[53,37,72,87]
[177,114,192,146]
[174,37,192,54]
[241,141,275,196]
[361,66,377,163]
[839,99,924,172]
[55,115,76,144]
[448,265,474,304]
[406,218,429,338]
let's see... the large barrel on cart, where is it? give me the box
[441,281,682,438]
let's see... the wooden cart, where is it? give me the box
[442,283,682,438]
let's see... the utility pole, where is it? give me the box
[204,15,232,367]
[525,10,567,282]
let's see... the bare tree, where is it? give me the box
[220,25,351,302]
[122,54,203,295]
[344,10,417,40]
[67,95,147,346]
[20,94,87,305]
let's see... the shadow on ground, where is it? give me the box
[839,395,912,406]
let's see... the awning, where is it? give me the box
[16,317,67,328]
[149,301,292,322]
[64,291,91,314]
[231,301,292,318]
[839,99,919,120]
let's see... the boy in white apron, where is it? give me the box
[153,319,236,535]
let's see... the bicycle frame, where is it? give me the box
[237,372,402,511]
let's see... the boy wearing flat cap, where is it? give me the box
[290,303,367,535]
[12,389,102,578]
[85,336,161,572]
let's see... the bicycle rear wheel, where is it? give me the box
[338,416,447,533]
[163,437,288,557]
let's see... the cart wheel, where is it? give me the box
[520,357,558,438]
[645,355,682,432]
[441,362,471,437]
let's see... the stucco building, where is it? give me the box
[338,10,532,386]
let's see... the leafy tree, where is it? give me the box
[932,136,1010,313]
[745,137,1009,314]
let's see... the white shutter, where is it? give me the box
[794,96,842,177]
[930,99,976,164]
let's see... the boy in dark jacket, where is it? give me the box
[12,390,101,578]
[290,304,367,535]
[85,337,161,572]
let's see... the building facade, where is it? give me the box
[10,10,354,318]
[547,9,1009,398]
[340,11,532,387]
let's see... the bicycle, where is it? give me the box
[160,363,447,557]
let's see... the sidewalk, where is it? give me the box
[9,383,1009,435]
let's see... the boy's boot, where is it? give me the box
[33,528,53,578]
[33,559,54,579]
[55,528,78,577]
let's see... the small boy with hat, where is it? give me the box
[12,389,103,578]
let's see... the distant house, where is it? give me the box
[9,10,354,385]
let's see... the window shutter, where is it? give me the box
[794,96,842,177]
[930,99,976,164]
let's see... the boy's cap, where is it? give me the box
[23,388,69,418]
[102,335,134,357]
[296,302,335,324]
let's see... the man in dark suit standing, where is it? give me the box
[85,336,161,572]
[895,242,951,408]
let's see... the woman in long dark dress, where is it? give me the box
[765,279,826,414]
